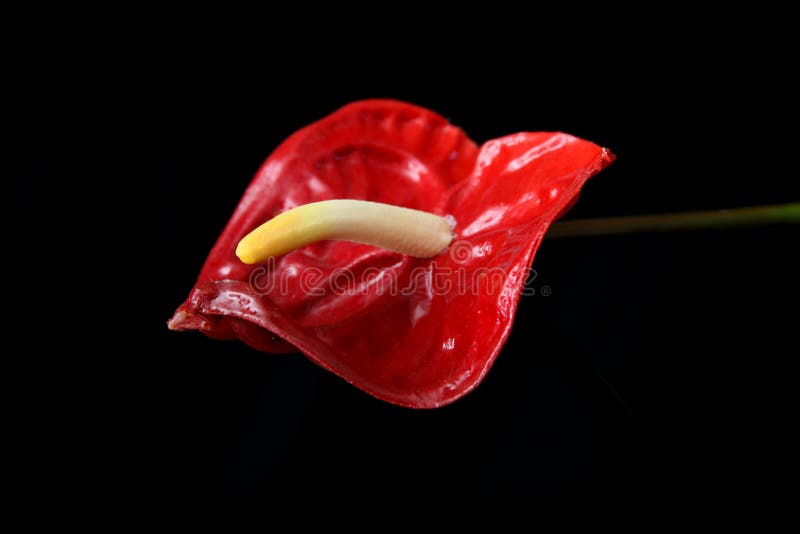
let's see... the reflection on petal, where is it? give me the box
[505,133,571,172]
[462,205,510,236]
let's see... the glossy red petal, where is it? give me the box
[169,100,613,408]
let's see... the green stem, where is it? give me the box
[547,202,800,239]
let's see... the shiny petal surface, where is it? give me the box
[170,100,614,408]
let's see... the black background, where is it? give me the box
[12,37,797,497]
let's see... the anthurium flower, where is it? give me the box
[169,100,614,408]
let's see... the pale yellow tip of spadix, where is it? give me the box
[235,240,259,265]
[235,202,330,264]
[235,199,454,264]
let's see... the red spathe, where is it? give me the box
[169,100,614,408]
